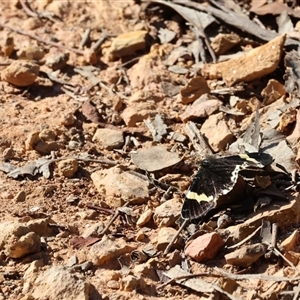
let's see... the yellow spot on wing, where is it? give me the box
[186,190,213,202]
[239,154,258,164]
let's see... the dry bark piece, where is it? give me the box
[131,145,181,172]
[109,30,148,59]
[284,50,300,97]
[185,232,224,262]
[225,243,267,267]
[202,35,286,86]
[180,76,211,104]
[1,60,39,87]
[143,114,168,142]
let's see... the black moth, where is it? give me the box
[181,152,274,220]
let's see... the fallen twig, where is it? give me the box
[100,202,129,235]
[164,218,189,255]
[1,23,84,55]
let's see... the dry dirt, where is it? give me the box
[1,1,300,300]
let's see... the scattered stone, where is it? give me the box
[91,166,149,206]
[153,197,182,227]
[34,140,64,155]
[1,60,39,87]
[14,191,26,203]
[211,33,241,55]
[107,280,120,290]
[39,129,56,142]
[31,266,90,300]
[66,255,78,267]
[262,79,286,105]
[61,113,76,126]
[25,132,40,151]
[185,232,224,262]
[200,112,235,152]
[180,98,223,122]
[121,275,146,292]
[0,222,41,259]
[222,197,300,245]
[131,145,181,172]
[225,243,267,267]
[6,231,41,259]
[202,34,286,86]
[89,235,136,266]
[280,229,300,252]
[3,147,15,159]
[92,128,124,150]
[27,218,58,237]
[45,52,69,70]
[17,45,45,60]
[109,30,148,59]
[179,76,211,104]
[121,102,157,127]
[157,227,183,251]
[136,209,153,227]
[57,159,78,178]
[81,223,104,238]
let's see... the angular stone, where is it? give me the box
[200,112,235,152]
[180,98,222,122]
[91,166,149,206]
[136,209,153,227]
[5,231,41,259]
[131,146,181,172]
[280,229,300,252]
[122,103,157,127]
[1,60,39,87]
[225,243,267,267]
[92,128,124,150]
[153,197,182,227]
[202,35,286,86]
[109,31,148,58]
[211,33,241,55]
[185,232,224,262]
[31,266,90,300]
[89,235,136,266]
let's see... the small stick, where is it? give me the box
[100,202,129,235]
[80,28,91,49]
[1,23,84,55]
[164,218,189,255]
[227,225,262,249]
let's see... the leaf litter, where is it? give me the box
[1,0,300,299]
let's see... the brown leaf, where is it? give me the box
[81,100,102,123]
[70,236,101,249]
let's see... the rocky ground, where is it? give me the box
[1,1,300,299]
